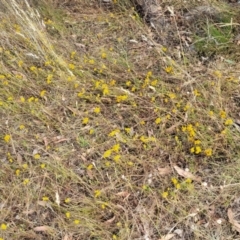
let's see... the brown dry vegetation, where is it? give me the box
[0,0,240,239]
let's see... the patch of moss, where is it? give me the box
[193,20,233,57]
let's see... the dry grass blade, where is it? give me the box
[55,191,60,206]
[174,166,201,182]
[104,216,116,224]
[158,167,172,176]
[228,208,240,233]
[33,226,53,232]
[63,234,72,240]
[159,233,175,240]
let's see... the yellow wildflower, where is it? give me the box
[195,146,202,154]
[182,126,186,132]
[214,71,222,78]
[146,71,152,78]
[168,93,176,99]
[70,51,76,59]
[113,155,120,163]
[165,66,173,73]
[40,163,46,169]
[162,46,167,52]
[209,111,214,116]
[101,52,107,59]
[23,179,29,185]
[45,19,53,25]
[116,95,128,102]
[105,161,111,167]
[46,74,53,84]
[155,117,161,124]
[101,203,107,209]
[22,163,28,169]
[93,107,101,114]
[28,97,35,102]
[87,164,93,170]
[220,110,226,119]
[186,124,196,137]
[109,80,116,86]
[171,177,178,185]
[94,190,101,198]
[45,60,51,66]
[151,79,158,86]
[102,85,109,95]
[127,161,133,166]
[74,219,80,224]
[162,191,168,198]
[82,117,89,125]
[125,128,131,134]
[221,129,227,135]
[225,118,233,126]
[193,89,201,96]
[4,134,11,143]
[42,196,49,201]
[112,144,120,153]
[65,198,71,203]
[68,63,75,70]
[131,86,136,92]
[19,125,25,130]
[204,148,212,157]
[0,223,7,230]
[103,149,112,158]
[67,76,76,82]
[34,154,40,160]
[65,212,70,218]
[126,81,131,86]
[175,183,181,189]
[185,178,192,184]
[108,129,120,137]
[40,90,46,97]
[184,104,190,111]
[20,96,25,102]
[140,136,148,143]
[190,147,195,153]
[15,169,20,176]
[194,140,201,145]
[30,66,37,72]
[18,60,23,67]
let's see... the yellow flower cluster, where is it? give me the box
[108,129,120,137]
[116,95,128,102]
[103,144,121,158]
[165,66,173,73]
[4,134,11,143]
[171,177,181,189]
[182,124,196,138]
[190,146,201,154]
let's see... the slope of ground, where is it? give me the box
[0,0,240,239]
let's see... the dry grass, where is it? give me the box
[0,0,240,239]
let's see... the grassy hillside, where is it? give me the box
[0,0,240,239]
